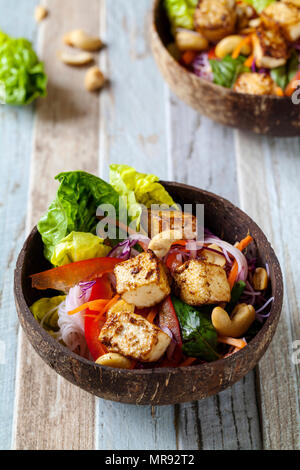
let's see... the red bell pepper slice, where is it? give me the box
[31,257,121,292]
[84,276,112,360]
[159,296,183,365]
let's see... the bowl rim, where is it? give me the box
[14,180,284,378]
[151,0,291,103]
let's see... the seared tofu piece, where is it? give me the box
[173,260,231,306]
[99,311,171,362]
[141,209,197,240]
[233,72,277,95]
[194,0,237,42]
[236,3,256,31]
[114,250,171,308]
[262,2,300,42]
[253,25,288,68]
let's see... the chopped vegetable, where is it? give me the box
[164,0,198,32]
[0,30,47,105]
[38,171,125,262]
[31,257,121,292]
[209,55,250,88]
[30,295,65,334]
[271,50,299,90]
[51,232,111,267]
[84,278,112,360]
[218,336,247,349]
[109,164,177,228]
[172,296,219,362]
[228,235,253,289]
[227,281,246,313]
[243,0,275,13]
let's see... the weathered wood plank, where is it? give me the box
[169,96,262,450]
[235,130,300,450]
[13,0,101,450]
[96,0,177,450]
[0,0,38,450]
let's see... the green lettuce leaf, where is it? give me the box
[271,50,299,90]
[51,231,111,267]
[30,296,66,335]
[172,297,219,362]
[38,171,125,263]
[109,164,177,228]
[209,55,250,89]
[165,0,198,32]
[243,0,275,13]
[0,30,47,105]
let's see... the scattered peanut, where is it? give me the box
[252,267,268,291]
[212,303,256,338]
[202,244,226,267]
[84,66,106,92]
[148,229,183,258]
[34,5,48,22]
[175,30,209,52]
[215,35,251,59]
[59,51,94,66]
[63,29,103,51]
[96,353,132,369]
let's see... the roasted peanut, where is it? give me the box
[59,51,94,66]
[175,30,209,51]
[252,267,268,291]
[215,35,251,59]
[202,244,226,267]
[148,229,183,258]
[212,303,256,338]
[84,66,106,92]
[35,5,48,22]
[96,353,132,369]
[63,29,103,51]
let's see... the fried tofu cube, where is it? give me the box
[253,25,288,69]
[194,0,237,43]
[233,72,277,95]
[173,260,231,306]
[99,311,171,362]
[262,2,300,42]
[114,250,171,308]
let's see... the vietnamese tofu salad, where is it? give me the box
[164,0,300,96]
[30,165,273,369]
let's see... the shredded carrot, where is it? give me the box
[94,295,121,321]
[181,50,197,65]
[244,53,254,68]
[218,336,247,349]
[68,299,109,316]
[285,70,300,97]
[275,87,284,97]
[147,307,158,324]
[180,357,197,367]
[232,35,251,60]
[227,235,253,289]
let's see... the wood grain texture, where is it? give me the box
[235,131,300,450]
[169,95,262,450]
[13,0,101,450]
[0,0,38,450]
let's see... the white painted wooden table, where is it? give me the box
[0,0,299,450]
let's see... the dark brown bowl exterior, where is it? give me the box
[151,0,300,137]
[14,182,283,405]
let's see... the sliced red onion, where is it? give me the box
[204,237,249,282]
[256,297,274,314]
[79,280,96,299]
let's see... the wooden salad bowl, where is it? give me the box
[151,0,300,137]
[14,182,283,405]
